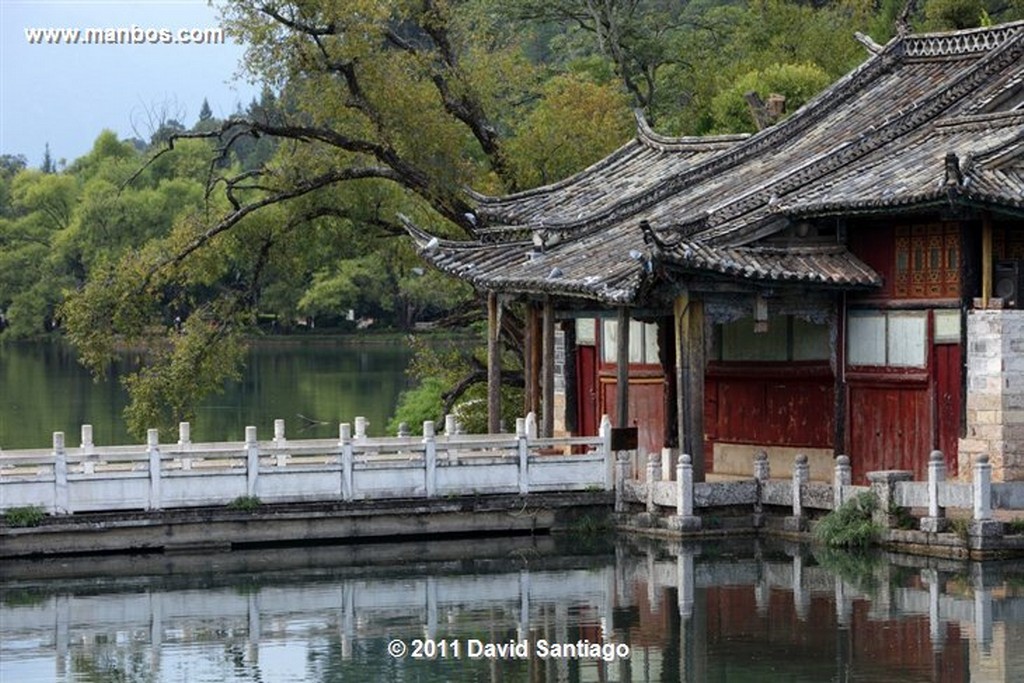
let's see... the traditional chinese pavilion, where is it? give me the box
[407,22,1024,483]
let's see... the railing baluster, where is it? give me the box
[53,431,68,514]
[147,429,161,511]
[245,426,259,498]
[340,423,353,501]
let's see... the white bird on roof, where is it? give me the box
[548,267,564,279]
[423,237,440,252]
[464,212,477,226]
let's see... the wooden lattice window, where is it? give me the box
[893,224,959,298]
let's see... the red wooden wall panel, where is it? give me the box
[575,345,598,437]
[705,368,834,450]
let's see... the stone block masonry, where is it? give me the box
[960,310,1024,482]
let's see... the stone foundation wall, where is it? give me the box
[959,310,1024,481]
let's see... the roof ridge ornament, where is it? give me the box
[855,31,884,54]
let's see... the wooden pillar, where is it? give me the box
[616,306,630,429]
[541,298,556,438]
[524,303,541,417]
[659,315,679,449]
[981,212,993,308]
[675,292,705,482]
[562,320,578,435]
[487,291,501,434]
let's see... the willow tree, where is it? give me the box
[60,0,635,436]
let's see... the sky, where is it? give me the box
[0,0,258,167]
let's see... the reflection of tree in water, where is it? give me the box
[811,546,884,597]
[72,647,157,683]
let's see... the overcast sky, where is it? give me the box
[1,0,257,167]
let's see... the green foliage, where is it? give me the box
[390,335,523,433]
[506,73,634,189]
[814,492,882,549]
[388,376,448,434]
[951,517,971,543]
[888,500,918,530]
[709,62,832,134]
[3,505,46,527]
[1006,518,1024,535]
[925,0,986,29]
[227,495,262,511]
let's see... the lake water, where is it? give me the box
[3,535,1023,682]
[0,338,414,450]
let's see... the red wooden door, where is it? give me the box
[848,382,931,482]
[933,343,961,474]
[599,377,665,455]
[576,345,598,436]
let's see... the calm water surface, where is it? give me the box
[3,536,1023,682]
[0,338,413,450]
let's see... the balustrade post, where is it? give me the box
[178,422,192,470]
[245,426,259,498]
[272,419,288,467]
[615,452,630,513]
[974,454,992,521]
[397,422,411,438]
[443,414,459,464]
[646,451,661,514]
[340,423,353,501]
[423,421,437,497]
[516,418,529,495]
[784,454,809,532]
[53,431,68,514]
[80,424,94,456]
[525,412,538,440]
[833,455,851,510]
[971,454,1002,544]
[753,450,769,527]
[147,429,162,511]
[178,422,191,447]
[599,415,613,490]
[921,450,949,532]
[354,417,368,441]
[80,424,96,474]
[668,454,701,531]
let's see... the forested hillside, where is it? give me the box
[2,0,1021,433]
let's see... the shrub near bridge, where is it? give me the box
[814,492,882,549]
[3,505,46,528]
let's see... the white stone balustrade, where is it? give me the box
[0,414,613,514]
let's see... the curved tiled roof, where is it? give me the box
[411,22,1024,304]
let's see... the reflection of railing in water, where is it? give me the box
[5,563,619,679]
[621,449,1024,554]
[621,541,1024,666]
[7,541,1024,681]
[0,414,613,514]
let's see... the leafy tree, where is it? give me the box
[709,62,833,133]
[41,143,55,174]
[0,154,28,217]
[924,0,985,28]
[198,98,214,122]
[505,72,634,188]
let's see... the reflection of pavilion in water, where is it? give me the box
[5,541,1024,681]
